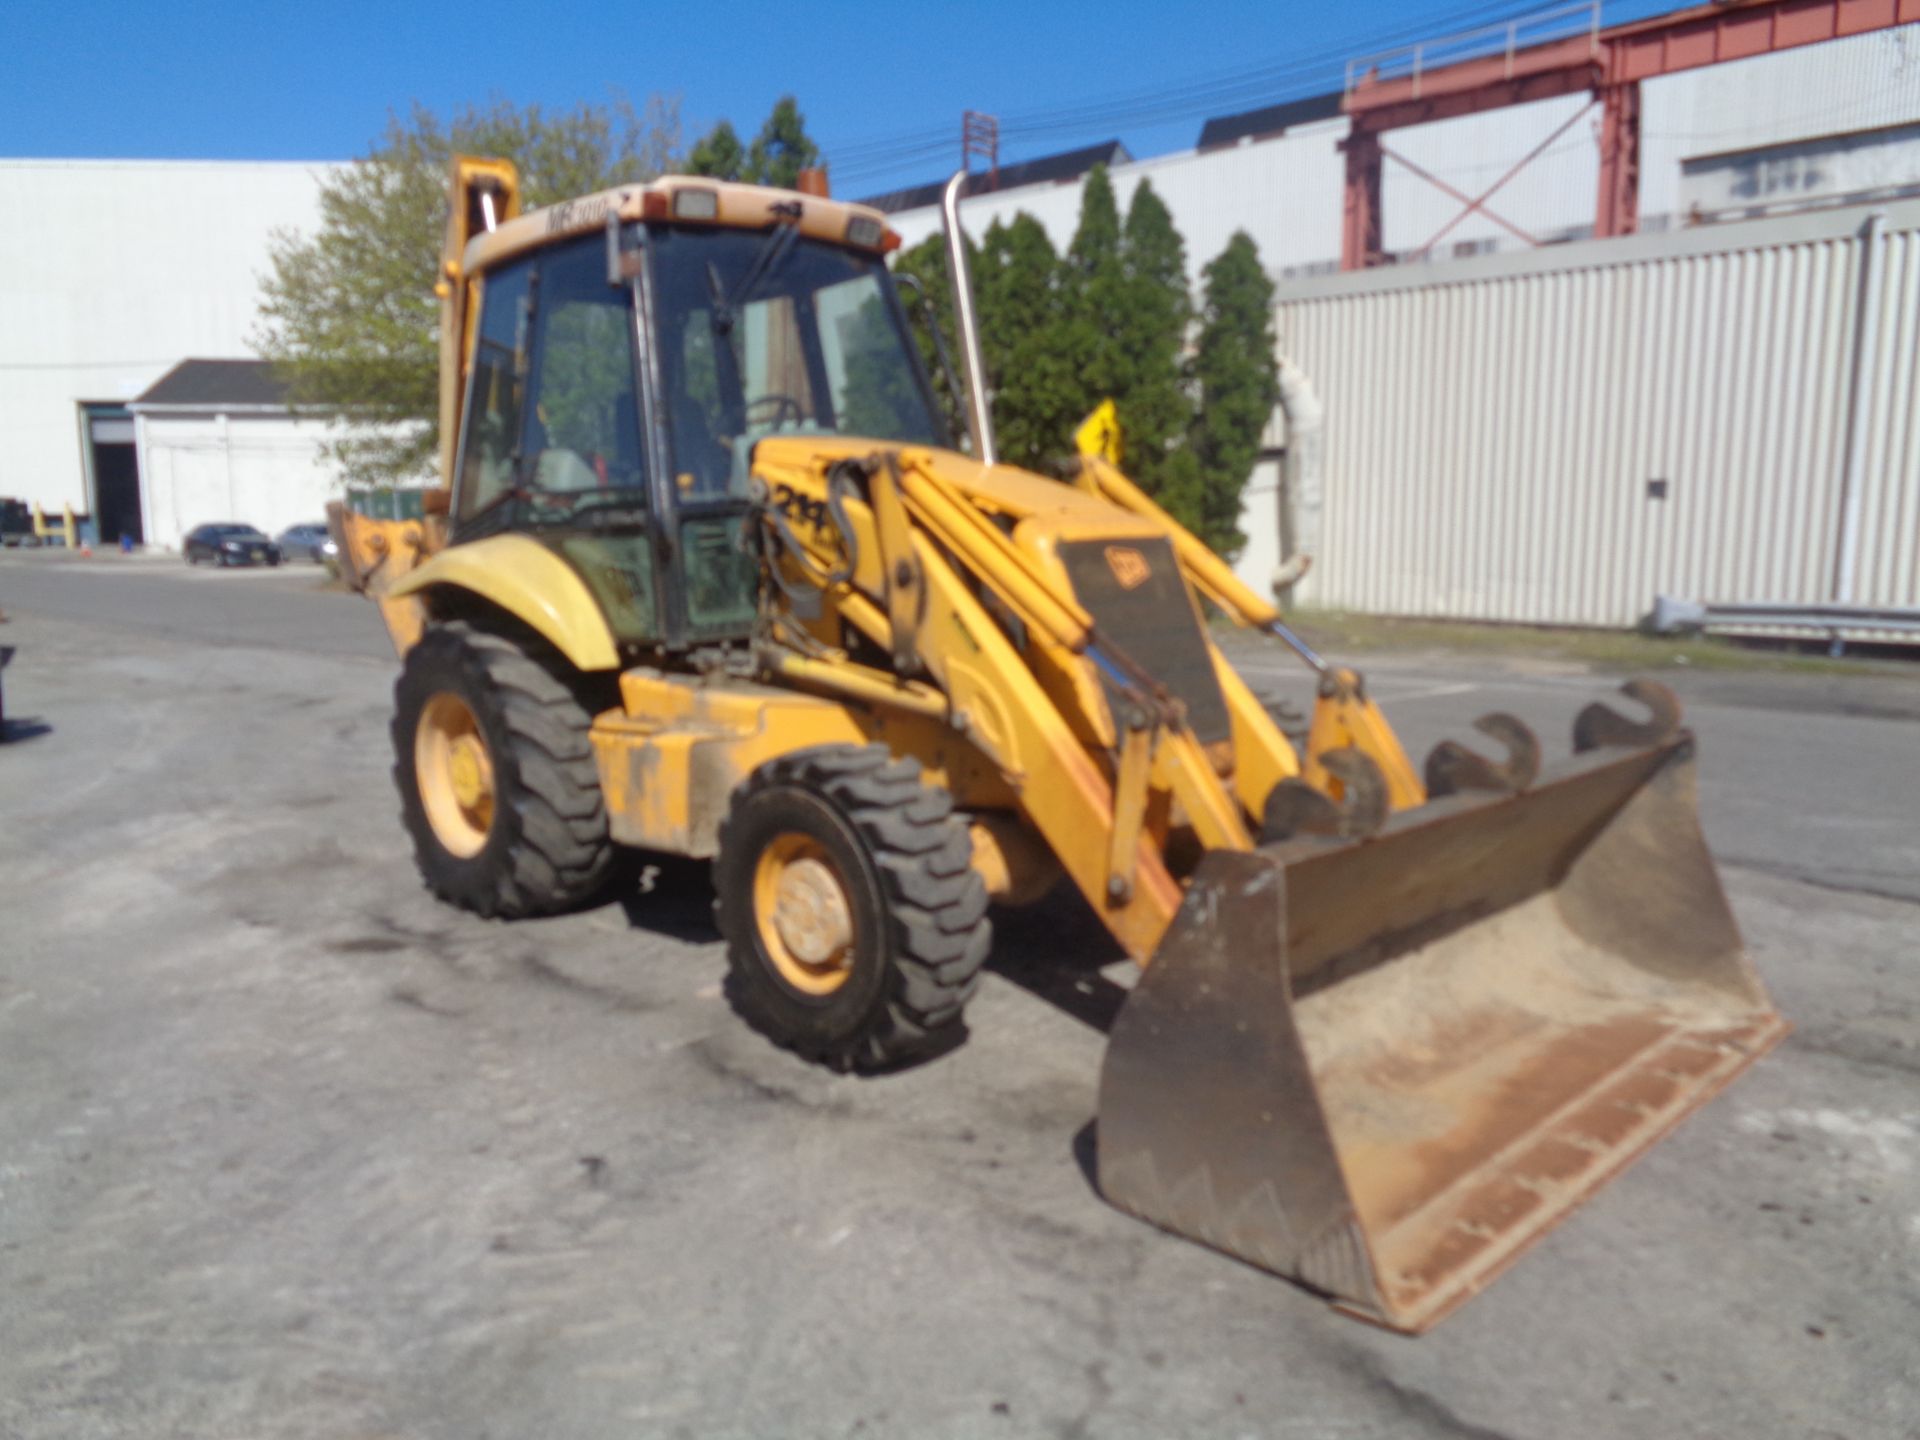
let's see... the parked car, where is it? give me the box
[275,522,338,564]
[183,524,282,567]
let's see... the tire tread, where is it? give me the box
[392,621,615,918]
[717,743,991,1072]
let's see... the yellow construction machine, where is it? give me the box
[332,158,1787,1332]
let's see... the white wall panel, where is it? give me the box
[137,412,344,550]
[0,159,336,515]
[1850,221,1920,607]
[886,121,1351,282]
[1274,199,1920,625]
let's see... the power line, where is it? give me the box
[826,0,1556,184]
[0,358,183,370]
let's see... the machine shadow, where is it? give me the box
[989,890,1134,1199]
[986,887,1133,1036]
[615,854,722,943]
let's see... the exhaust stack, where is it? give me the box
[940,170,996,466]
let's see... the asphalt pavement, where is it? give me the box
[2,551,1916,1439]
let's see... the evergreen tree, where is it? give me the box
[1188,231,1280,556]
[887,181,1277,551]
[746,96,820,189]
[838,296,934,439]
[688,98,819,188]
[976,214,1078,473]
[1059,165,1128,404]
[892,234,967,445]
[687,120,746,180]
[1113,179,1194,505]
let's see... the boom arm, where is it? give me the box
[1073,454,1425,810]
[749,440,1331,962]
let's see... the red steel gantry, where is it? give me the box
[1341,0,1920,269]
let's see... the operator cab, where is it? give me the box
[449,187,946,652]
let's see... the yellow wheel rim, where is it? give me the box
[416,691,495,858]
[752,832,857,997]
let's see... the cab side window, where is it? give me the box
[520,237,646,497]
[457,257,533,519]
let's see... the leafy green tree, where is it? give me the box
[1186,231,1280,555]
[538,304,635,462]
[687,119,746,180]
[255,95,681,487]
[746,96,820,189]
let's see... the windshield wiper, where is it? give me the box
[707,223,800,334]
[458,484,534,538]
[458,482,580,537]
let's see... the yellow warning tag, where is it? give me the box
[1074,399,1122,464]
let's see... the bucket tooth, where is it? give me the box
[1262,748,1387,842]
[1425,712,1540,797]
[1574,678,1681,752]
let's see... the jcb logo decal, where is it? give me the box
[1105,546,1152,591]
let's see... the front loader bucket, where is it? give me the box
[1096,735,1787,1333]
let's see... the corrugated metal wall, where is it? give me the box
[1852,220,1920,608]
[1276,199,1920,625]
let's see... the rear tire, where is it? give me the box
[392,621,617,918]
[714,745,991,1073]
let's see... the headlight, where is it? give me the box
[672,188,719,221]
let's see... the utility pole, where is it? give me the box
[961,111,1000,191]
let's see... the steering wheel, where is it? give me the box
[743,394,805,430]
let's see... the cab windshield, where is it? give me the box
[648,225,945,497]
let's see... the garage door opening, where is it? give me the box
[83,404,144,545]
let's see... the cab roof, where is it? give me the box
[464,176,899,276]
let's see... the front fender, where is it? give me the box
[389,534,621,672]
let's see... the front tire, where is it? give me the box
[714,745,991,1073]
[392,621,617,918]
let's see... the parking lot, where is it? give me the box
[2,550,1917,1440]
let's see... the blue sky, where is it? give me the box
[3,0,1681,194]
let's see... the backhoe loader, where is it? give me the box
[331,158,1787,1332]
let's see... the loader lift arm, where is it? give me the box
[746,435,1786,1333]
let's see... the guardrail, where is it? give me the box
[1344,0,1600,100]
[1651,597,1920,656]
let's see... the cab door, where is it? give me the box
[452,232,670,650]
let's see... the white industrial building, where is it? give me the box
[870,22,1920,625]
[0,158,336,545]
[4,13,1916,623]
[879,27,1920,278]
[126,360,347,552]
